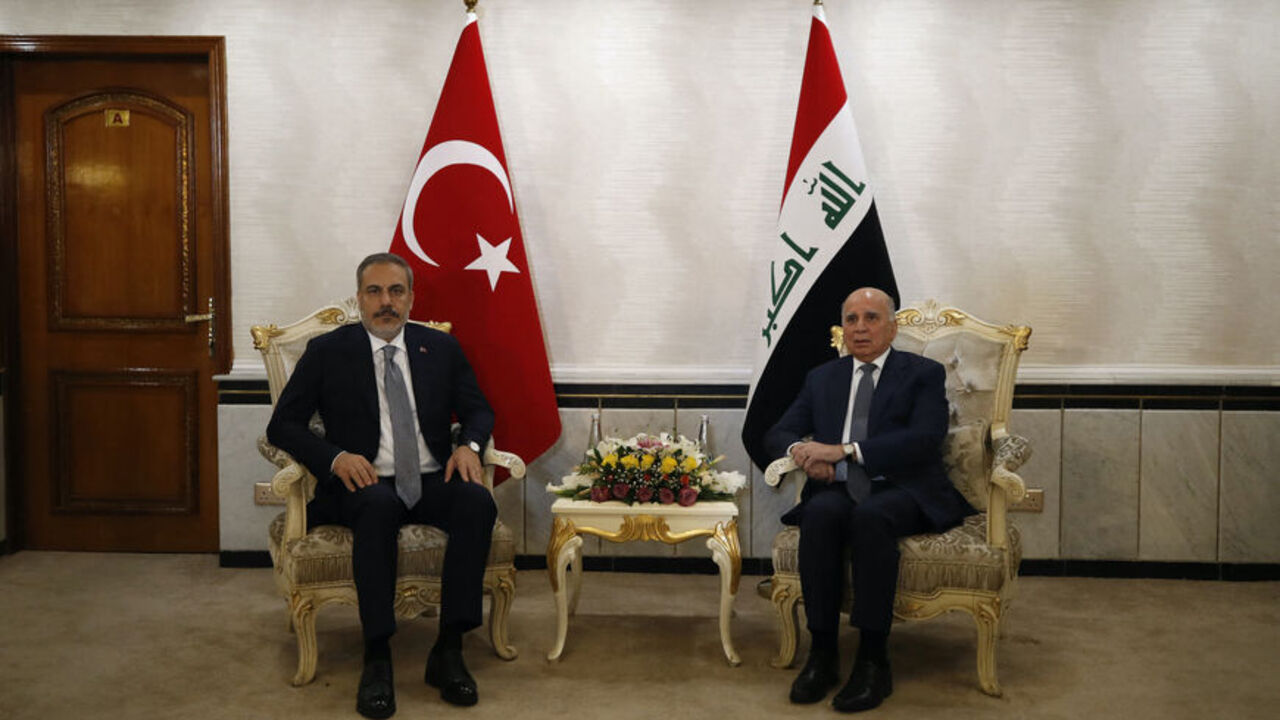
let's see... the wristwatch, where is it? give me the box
[842,443,856,458]
[467,440,482,453]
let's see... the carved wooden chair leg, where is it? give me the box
[289,595,319,686]
[770,576,802,669]
[487,568,518,660]
[973,597,1002,697]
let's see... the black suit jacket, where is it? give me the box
[266,322,494,494]
[764,347,973,531]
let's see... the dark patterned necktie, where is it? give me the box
[841,363,875,503]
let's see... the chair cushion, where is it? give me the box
[269,513,515,588]
[772,514,1020,594]
[942,420,991,511]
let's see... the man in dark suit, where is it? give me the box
[267,252,497,718]
[765,287,974,713]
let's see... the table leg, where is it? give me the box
[568,542,584,616]
[547,525,583,662]
[707,519,742,666]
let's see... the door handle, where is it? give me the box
[184,297,215,356]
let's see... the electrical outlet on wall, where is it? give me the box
[1010,488,1044,513]
[254,482,284,506]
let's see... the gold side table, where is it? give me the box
[545,497,742,666]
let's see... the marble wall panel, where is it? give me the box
[524,408,599,560]
[217,405,283,551]
[1139,411,1219,561]
[675,409,752,559]
[1009,409,1062,559]
[1061,410,1140,559]
[593,409,679,558]
[1220,413,1280,563]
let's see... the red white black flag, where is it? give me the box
[742,3,899,470]
[390,11,561,472]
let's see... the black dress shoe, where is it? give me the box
[425,642,478,706]
[357,657,396,719]
[789,648,839,704]
[832,656,892,713]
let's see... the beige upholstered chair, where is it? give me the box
[764,300,1032,696]
[252,297,527,686]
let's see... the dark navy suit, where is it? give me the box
[267,322,496,642]
[765,348,974,634]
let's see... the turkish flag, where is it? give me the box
[389,11,560,475]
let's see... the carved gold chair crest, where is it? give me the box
[764,300,1032,696]
[253,297,527,685]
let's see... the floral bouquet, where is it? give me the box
[548,432,746,506]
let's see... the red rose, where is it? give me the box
[658,487,676,504]
[612,483,630,500]
[680,475,690,487]
[634,486,654,503]
[678,487,698,506]
[589,485,610,503]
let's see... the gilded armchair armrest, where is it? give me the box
[990,431,1032,503]
[765,456,798,487]
[258,435,295,470]
[766,456,810,505]
[484,446,527,480]
[269,459,314,544]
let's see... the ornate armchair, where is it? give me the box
[252,297,527,686]
[764,300,1032,696]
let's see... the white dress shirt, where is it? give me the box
[366,328,439,476]
[840,347,891,464]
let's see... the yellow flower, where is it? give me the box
[660,456,678,474]
[602,453,618,467]
[641,454,656,470]
[621,454,639,469]
[681,456,699,473]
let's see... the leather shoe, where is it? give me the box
[425,642,478,706]
[789,648,839,704]
[356,657,396,719]
[832,656,892,713]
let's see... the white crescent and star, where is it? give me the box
[400,139,521,292]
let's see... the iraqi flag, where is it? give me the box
[741,3,899,471]
[389,11,560,473]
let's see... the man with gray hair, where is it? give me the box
[765,287,975,713]
[268,252,496,718]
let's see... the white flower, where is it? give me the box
[548,472,595,494]
[704,470,746,495]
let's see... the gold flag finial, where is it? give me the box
[814,0,823,6]
[465,0,478,12]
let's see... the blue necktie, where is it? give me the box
[382,345,421,508]
[838,363,875,503]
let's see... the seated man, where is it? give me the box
[267,252,497,718]
[765,287,975,713]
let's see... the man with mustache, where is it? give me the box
[765,287,974,713]
[268,253,496,718]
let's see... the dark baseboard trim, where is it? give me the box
[0,538,10,555]
[1020,559,1280,581]
[219,550,272,568]
[219,550,1277,581]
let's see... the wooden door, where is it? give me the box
[1,37,229,551]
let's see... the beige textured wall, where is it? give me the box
[4,0,1277,383]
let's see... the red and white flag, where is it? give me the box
[390,11,560,473]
